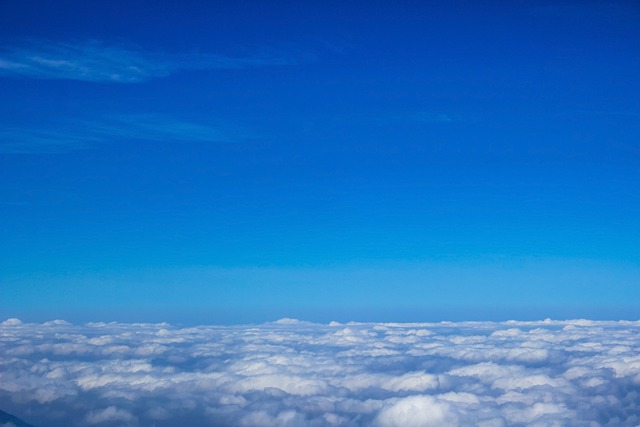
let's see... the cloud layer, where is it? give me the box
[1,318,639,426]
[0,40,306,83]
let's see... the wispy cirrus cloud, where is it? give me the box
[410,111,479,124]
[0,40,311,83]
[0,114,245,153]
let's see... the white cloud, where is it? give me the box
[85,406,136,425]
[1,318,640,426]
[0,113,242,153]
[374,395,458,427]
[0,40,306,83]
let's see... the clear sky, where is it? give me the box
[1,0,639,323]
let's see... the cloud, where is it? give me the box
[0,113,243,153]
[1,318,640,426]
[0,40,308,83]
[411,111,457,123]
[85,406,136,425]
[374,395,458,427]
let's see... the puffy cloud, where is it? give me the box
[374,395,458,427]
[85,406,136,425]
[1,318,639,426]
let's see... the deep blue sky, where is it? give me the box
[1,0,639,323]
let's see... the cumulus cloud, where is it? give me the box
[1,318,639,426]
[85,406,136,425]
[374,395,458,427]
[0,40,307,83]
[0,319,22,326]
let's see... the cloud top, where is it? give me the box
[1,318,639,426]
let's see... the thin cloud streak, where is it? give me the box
[0,40,311,83]
[0,114,245,153]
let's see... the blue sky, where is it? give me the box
[1,0,639,323]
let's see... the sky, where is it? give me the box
[1,0,639,323]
